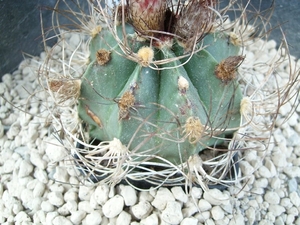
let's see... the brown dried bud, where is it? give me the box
[96,49,111,65]
[175,0,216,49]
[127,0,167,36]
[118,91,135,120]
[215,55,245,83]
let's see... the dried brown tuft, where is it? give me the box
[214,55,245,83]
[96,49,111,65]
[118,91,135,120]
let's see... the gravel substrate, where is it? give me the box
[0,29,300,225]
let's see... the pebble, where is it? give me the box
[52,216,73,225]
[289,192,300,207]
[102,195,124,218]
[283,166,300,178]
[211,205,225,220]
[171,186,188,203]
[203,189,230,206]
[131,201,153,220]
[198,199,212,211]
[151,188,175,210]
[48,192,64,207]
[84,210,102,225]
[78,185,93,201]
[161,201,183,224]
[53,166,69,183]
[41,201,55,212]
[180,217,198,225]
[245,207,256,225]
[288,178,298,193]
[70,211,86,225]
[139,214,159,225]
[119,184,137,206]
[94,184,109,206]
[78,201,93,213]
[264,191,280,205]
[116,211,131,225]
[268,204,285,217]
[18,160,34,178]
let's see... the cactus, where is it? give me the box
[75,0,244,186]
[41,0,299,189]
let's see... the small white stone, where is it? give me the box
[287,206,298,216]
[33,210,46,224]
[272,152,287,167]
[258,166,272,178]
[140,214,158,225]
[52,216,73,225]
[131,200,153,220]
[270,177,281,190]
[45,138,68,162]
[280,198,293,209]
[171,186,188,203]
[33,181,45,198]
[264,191,280,205]
[239,161,254,176]
[78,201,93,213]
[268,204,285,217]
[151,188,175,210]
[102,195,124,218]
[84,210,102,225]
[20,189,33,208]
[289,192,300,207]
[191,187,203,199]
[283,166,300,178]
[198,199,212,211]
[46,211,59,224]
[194,211,210,223]
[203,189,230,206]
[30,152,47,170]
[2,158,15,174]
[211,205,225,220]
[245,207,256,225]
[48,191,64,207]
[18,160,34,178]
[34,168,48,184]
[70,211,86,225]
[64,189,78,202]
[161,201,183,224]
[180,217,198,225]
[94,184,109,206]
[41,201,55,212]
[182,200,198,218]
[254,178,268,188]
[229,213,245,225]
[139,191,154,202]
[66,200,77,212]
[116,211,131,225]
[14,211,31,223]
[53,166,69,183]
[78,185,93,201]
[119,185,137,206]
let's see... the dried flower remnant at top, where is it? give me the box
[215,55,245,83]
[174,0,216,48]
[127,0,167,36]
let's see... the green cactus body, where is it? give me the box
[78,22,243,165]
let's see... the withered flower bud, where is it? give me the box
[127,0,167,36]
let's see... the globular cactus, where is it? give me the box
[42,0,299,189]
[76,0,244,187]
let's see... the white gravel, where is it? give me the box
[0,25,300,225]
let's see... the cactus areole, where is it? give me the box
[78,0,243,167]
